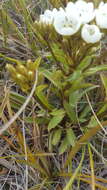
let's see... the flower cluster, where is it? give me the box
[6,59,40,92]
[39,0,107,44]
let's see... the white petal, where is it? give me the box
[76,0,94,11]
[75,0,88,7]
[99,1,105,8]
[75,0,95,24]
[40,9,56,24]
[95,2,107,29]
[59,7,65,14]
[44,10,52,17]
[58,27,76,36]
[66,2,74,8]
[52,8,58,15]
[53,10,81,36]
[96,11,107,29]
[65,2,76,13]
[81,24,102,43]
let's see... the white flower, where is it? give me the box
[52,8,58,16]
[65,2,76,13]
[40,9,58,25]
[81,24,102,43]
[53,9,81,36]
[40,10,53,24]
[75,0,95,24]
[95,2,107,29]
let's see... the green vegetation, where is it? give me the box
[0,0,107,189]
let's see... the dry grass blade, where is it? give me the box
[64,121,107,168]
[0,87,9,118]
[22,111,28,190]
[0,70,38,134]
[59,172,107,184]
[80,177,107,190]
[63,146,85,190]
[86,93,107,135]
[0,0,107,189]
[0,153,55,159]
[88,143,95,190]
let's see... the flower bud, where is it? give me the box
[27,58,41,71]
[26,59,34,70]
[27,70,34,81]
[16,64,28,76]
[6,64,16,74]
[6,64,17,78]
[16,73,27,83]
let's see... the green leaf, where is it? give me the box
[59,137,69,154]
[36,85,48,93]
[52,129,62,146]
[97,102,107,115]
[51,109,65,116]
[35,85,53,110]
[10,91,26,104]
[69,81,93,93]
[48,111,65,131]
[69,86,99,107]
[77,56,93,71]
[66,86,98,123]
[24,117,49,125]
[51,43,70,72]
[36,91,53,111]
[63,101,77,122]
[10,91,31,111]
[100,74,107,96]
[79,105,91,122]
[49,132,54,152]
[84,65,107,76]
[66,128,76,146]
[66,70,82,82]
[69,90,80,107]
[86,116,98,129]
[40,69,62,89]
